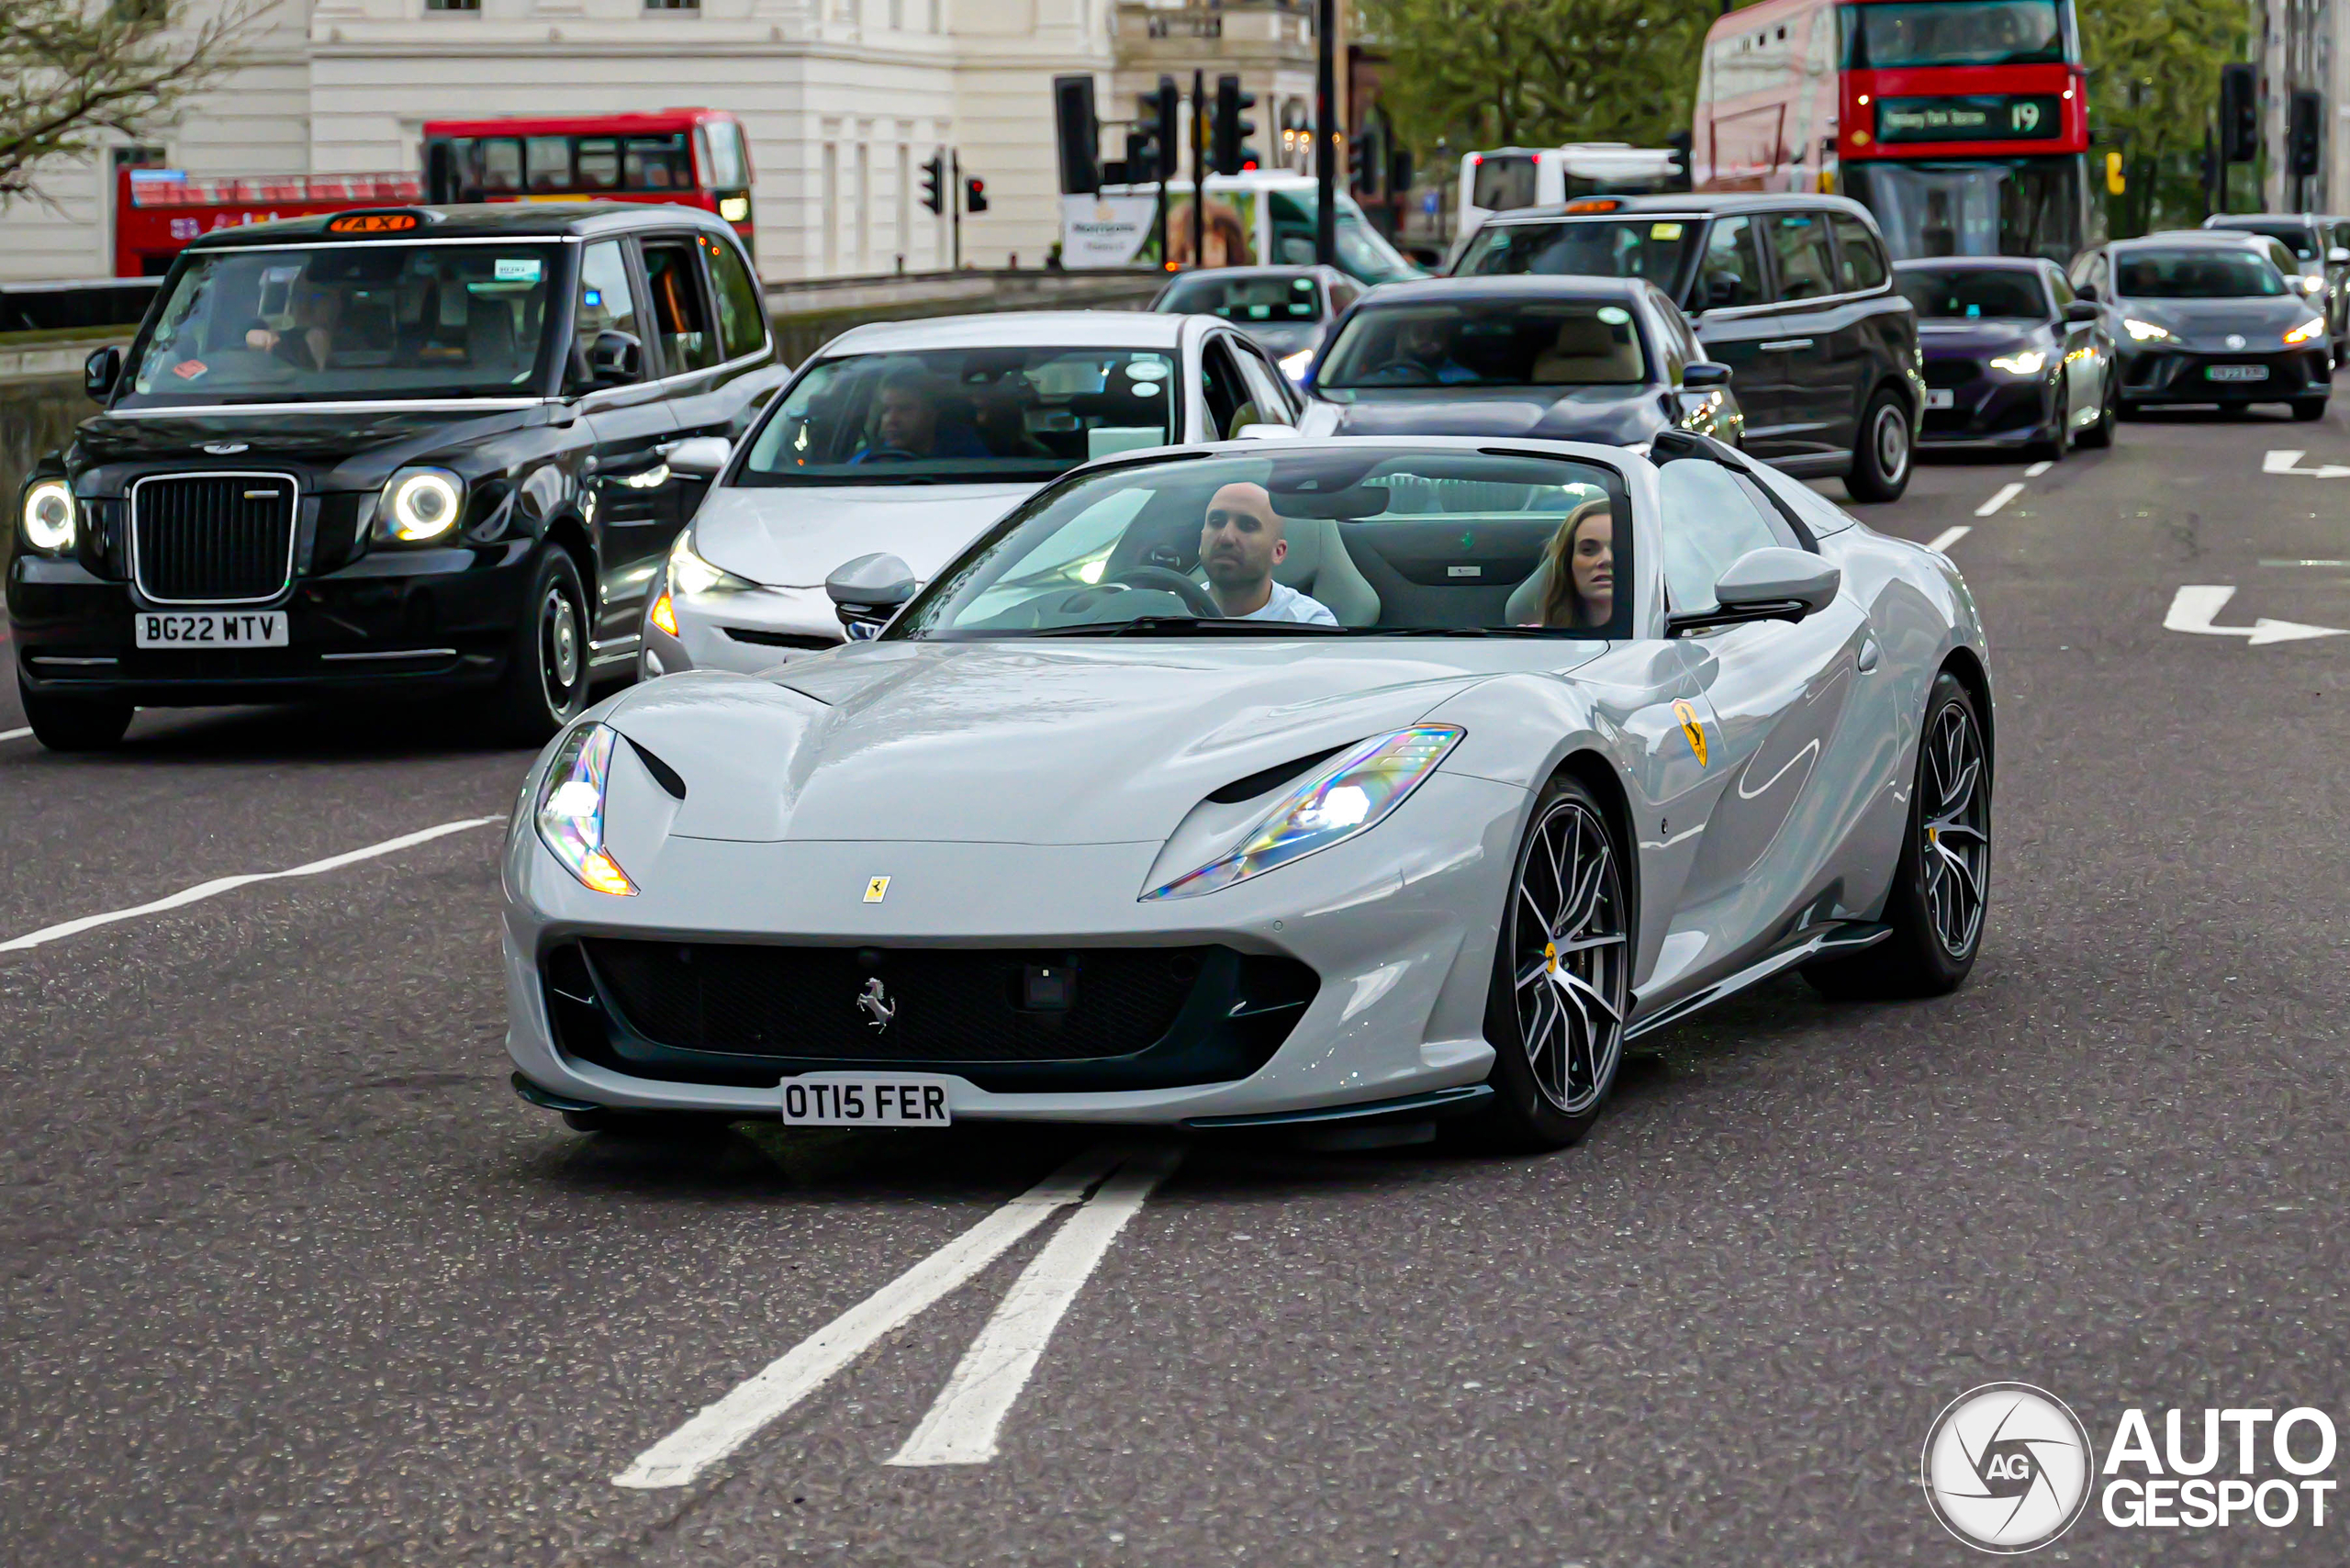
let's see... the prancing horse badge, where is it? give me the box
[864,875,890,903]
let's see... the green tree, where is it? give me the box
[1,0,268,202]
[1361,0,1718,156]
[2077,0,2244,234]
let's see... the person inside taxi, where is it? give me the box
[1532,499,1616,629]
[1199,481,1338,623]
[245,277,345,372]
[1355,314,1478,386]
[853,370,990,463]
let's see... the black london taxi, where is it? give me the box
[8,202,788,749]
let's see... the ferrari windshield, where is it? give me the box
[122,241,560,406]
[2114,249,2289,298]
[890,448,1631,639]
[1316,302,1648,393]
[736,346,1181,486]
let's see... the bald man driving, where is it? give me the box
[1200,481,1338,624]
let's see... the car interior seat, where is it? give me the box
[1269,516,1381,624]
[1531,316,1638,384]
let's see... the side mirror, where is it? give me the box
[2064,300,2100,323]
[582,330,642,390]
[664,435,732,477]
[826,551,917,640]
[2074,282,2099,303]
[84,346,120,402]
[2329,247,2349,265]
[1680,361,1732,389]
[1668,547,1841,635]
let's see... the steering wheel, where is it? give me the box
[1102,566,1222,619]
[858,445,922,464]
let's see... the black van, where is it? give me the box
[8,202,786,749]
[1449,193,1923,502]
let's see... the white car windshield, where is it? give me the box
[122,241,560,406]
[890,448,1629,638]
[736,346,1181,486]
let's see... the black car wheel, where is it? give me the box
[17,676,133,752]
[1806,669,1989,1000]
[1844,386,1913,503]
[1466,775,1632,1152]
[2293,396,2329,421]
[2027,385,2067,462]
[2076,369,2117,449]
[484,545,592,746]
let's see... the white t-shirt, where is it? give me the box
[1232,580,1339,625]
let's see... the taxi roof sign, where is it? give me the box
[326,210,424,234]
[1562,198,1623,214]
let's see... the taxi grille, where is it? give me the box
[130,474,297,604]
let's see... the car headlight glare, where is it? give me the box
[2284,317,2328,345]
[1987,349,2047,376]
[2299,274,2326,295]
[21,478,75,553]
[668,528,757,596]
[381,468,464,543]
[1143,725,1462,901]
[1278,348,1314,381]
[2123,318,2173,342]
[534,722,637,896]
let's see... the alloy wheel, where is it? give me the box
[1919,700,1988,958]
[1508,798,1629,1115]
[1873,401,1910,486]
[539,585,583,718]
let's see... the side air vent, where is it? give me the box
[1207,744,1348,804]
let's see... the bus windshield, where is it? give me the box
[1841,157,2085,264]
[1841,0,2071,69]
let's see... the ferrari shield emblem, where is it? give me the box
[1673,700,1708,767]
[864,875,890,903]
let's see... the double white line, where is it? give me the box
[613,1141,1181,1489]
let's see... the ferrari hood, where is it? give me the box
[603,641,1562,845]
[690,482,1036,589]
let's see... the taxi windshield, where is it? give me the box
[1452,218,1696,286]
[1315,302,1648,393]
[736,346,1181,487]
[890,449,1630,639]
[122,242,561,406]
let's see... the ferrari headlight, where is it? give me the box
[2123,318,2173,342]
[668,527,756,596]
[534,722,636,896]
[378,467,465,543]
[1143,725,1462,901]
[2284,317,2327,346]
[20,478,75,553]
[1987,349,2046,376]
[1278,348,1314,381]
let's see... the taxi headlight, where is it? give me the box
[2123,318,2174,342]
[2284,317,2327,346]
[378,467,465,543]
[1143,725,1462,901]
[20,478,75,553]
[668,527,757,596]
[535,722,636,896]
[1988,348,2047,376]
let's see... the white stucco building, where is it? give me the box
[0,0,1113,284]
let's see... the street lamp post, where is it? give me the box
[1315,0,1336,265]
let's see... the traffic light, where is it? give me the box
[1053,74,1100,195]
[2291,88,2323,178]
[1133,76,1179,184]
[963,176,988,214]
[1212,73,1258,176]
[1348,132,1371,193]
[920,151,945,215]
[2105,150,2125,195]
[2221,62,2257,163]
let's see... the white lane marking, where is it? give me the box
[888,1145,1183,1467]
[1975,482,2026,517]
[611,1145,1125,1491]
[1925,525,1972,554]
[2266,449,2350,477]
[0,727,29,745]
[2024,460,2053,477]
[2163,585,2349,645]
[0,816,500,953]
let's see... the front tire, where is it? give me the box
[1466,776,1632,1151]
[2293,396,2329,422]
[18,677,133,752]
[2076,373,2117,449]
[1844,386,1913,503]
[483,545,592,746]
[1806,669,1989,1000]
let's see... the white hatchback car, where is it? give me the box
[642,309,1304,676]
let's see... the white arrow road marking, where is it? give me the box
[611,1143,1134,1491]
[0,816,501,953]
[2163,585,2350,645]
[1975,482,2025,517]
[2264,449,2350,477]
[889,1145,1183,1467]
[1926,525,1972,554]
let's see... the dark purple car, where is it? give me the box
[1896,257,2116,461]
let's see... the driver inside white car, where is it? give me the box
[1198,481,1337,623]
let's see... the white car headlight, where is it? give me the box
[1143,725,1462,901]
[1278,348,1314,381]
[2284,317,2328,346]
[1987,349,2047,376]
[668,527,757,596]
[2123,318,2173,342]
[20,478,75,553]
[2299,274,2326,296]
[378,467,465,543]
[535,722,636,896]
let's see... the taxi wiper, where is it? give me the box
[1028,617,1346,637]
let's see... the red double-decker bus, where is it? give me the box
[420,109,754,241]
[1693,0,2092,263]
[115,168,423,275]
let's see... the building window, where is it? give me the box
[644,0,699,9]
[423,0,480,10]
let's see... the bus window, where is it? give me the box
[626,135,693,192]
[701,120,749,189]
[1472,155,1539,214]
[1841,0,2069,69]
[479,138,524,195]
[577,138,621,191]
[643,238,721,372]
[526,137,572,192]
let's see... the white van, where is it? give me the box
[1452,145,1684,262]
[1059,170,1424,286]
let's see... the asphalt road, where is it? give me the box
[6,403,2350,1565]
